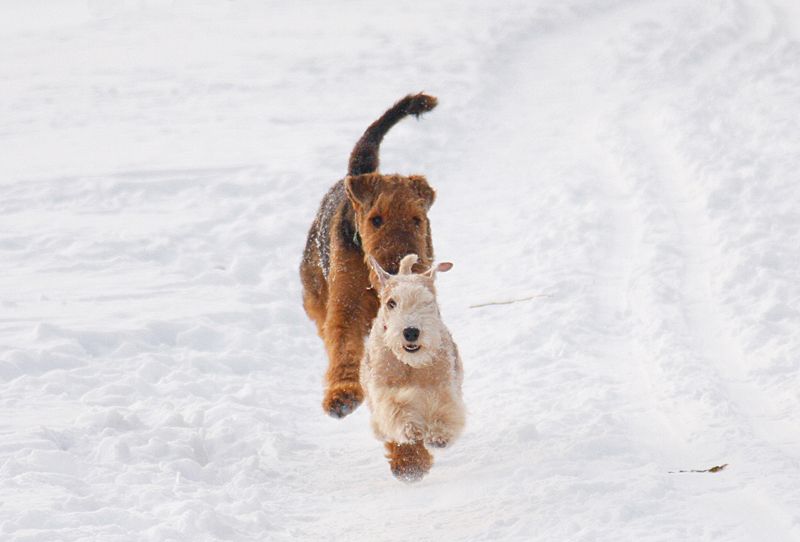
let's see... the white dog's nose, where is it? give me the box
[403,327,420,342]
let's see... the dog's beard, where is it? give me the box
[385,320,442,368]
[394,346,436,367]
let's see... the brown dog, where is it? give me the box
[300,93,439,426]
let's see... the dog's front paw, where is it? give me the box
[425,434,450,449]
[323,382,363,418]
[402,421,424,443]
[424,421,456,449]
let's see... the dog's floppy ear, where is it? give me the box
[345,174,378,211]
[424,261,452,279]
[409,175,436,210]
[367,255,391,288]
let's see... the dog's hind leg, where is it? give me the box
[301,273,328,338]
[385,440,433,483]
[300,220,330,338]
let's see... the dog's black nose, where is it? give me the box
[403,327,420,342]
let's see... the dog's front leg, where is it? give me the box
[322,303,373,418]
[369,389,426,444]
[423,393,466,449]
[321,250,378,418]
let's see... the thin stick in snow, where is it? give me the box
[469,294,552,309]
[668,464,728,474]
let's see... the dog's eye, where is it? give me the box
[371,216,383,228]
[386,299,396,309]
[413,217,422,227]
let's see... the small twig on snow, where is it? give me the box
[668,463,728,474]
[469,294,552,309]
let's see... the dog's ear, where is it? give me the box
[409,175,436,210]
[345,174,378,211]
[398,254,419,275]
[367,255,391,288]
[424,261,452,278]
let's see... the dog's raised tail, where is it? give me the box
[348,93,438,176]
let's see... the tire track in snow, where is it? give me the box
[438,0,800,539]
[600,1,800,537]
[428,2,720,539]
[605,112,799,539]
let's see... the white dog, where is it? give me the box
[360,253,465,481]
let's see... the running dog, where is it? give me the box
[361,254,465,482]
[300,93,439,426]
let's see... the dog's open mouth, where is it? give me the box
[403,344,421,353]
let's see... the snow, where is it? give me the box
[2,0,799,540]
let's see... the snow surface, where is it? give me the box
[2,0,800,540]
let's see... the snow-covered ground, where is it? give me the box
[2,0,799,540]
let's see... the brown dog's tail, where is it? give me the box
[347,93,438,175]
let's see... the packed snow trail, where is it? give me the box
[2,1,800,541]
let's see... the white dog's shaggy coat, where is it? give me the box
[360,254,465,453]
